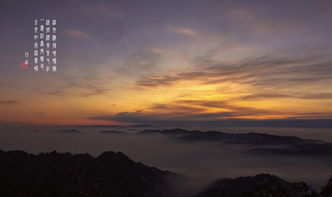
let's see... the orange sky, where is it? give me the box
[1,0,332,126]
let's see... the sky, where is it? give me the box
[0,0,332,126]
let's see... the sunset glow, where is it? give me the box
[1,0,332,126]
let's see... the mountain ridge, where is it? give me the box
[139,128,332,156]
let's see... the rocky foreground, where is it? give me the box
[0,150,183,197]
[0,149,331,197]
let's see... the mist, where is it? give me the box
[0,124,331,191]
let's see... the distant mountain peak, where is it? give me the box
[139,128,332,156]
[195,173,318,197]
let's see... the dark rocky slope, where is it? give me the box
[194,174,318,197]
[321,176,332,197]
[0,150,184,197]
[0,149,331,197]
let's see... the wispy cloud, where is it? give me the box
[0,100,19,105]
[65,29,91,39]
[90,98,272,124]
[240,92,332,100]
[144,48,170,56]
[136,54,332,91]
[175,100,270,116]
[90,111,234,123]
[90,112,332,128]
[47,89,64,96]
[43,75,110,97]
[82,2,123,18]
[227,8,292,36]
[82,88,109,97]
[166,26,197,36]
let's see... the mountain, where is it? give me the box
[139,128,196,136]
[57,128,81,133]
[139,129,332,156]
[0,150,184,197]
[0,149,331,197]
[321,176,332,197]
[99,130,126,134]
[194,174,318,197]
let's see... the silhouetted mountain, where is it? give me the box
[247,143,332,156]
[321,176,332,197]
[0,150,184,197]
[57,128,81,133]
[139,128,195,136]
[139,129,332,156]
[0,149,331,197]
[74,124,153,128]
[194,174,318,197]
[100,130,126,134]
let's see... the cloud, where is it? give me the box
[90,112,332,128]
[82,2,123,18]
[43,74,111,97]
[65,29,91,39]
[238,93,290,100]
[288,112,332,119]
[0,100,19,105]
[144,48,170,56]
[135,54,332,92]
[175,100,270,116]
[82,88,109,97]
[151,103,204,113]
[47,89,64,96]
[227,8,292,36]
[137,75,180,87]
[90,55,332,126]
[64,86,110,97]
[239,93,332,100]
[90,111,232,124]
[90,98,271,125]
[166,26,197,36]
[129,54,332,122]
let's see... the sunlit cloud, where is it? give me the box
[82,88,109,97]
[1,0,332,125]
[90,111,332,128]
[166,26,197,36]
[144,48,170,56]
[239,93,332,100]
[136,54,332,90]
[65,29,91,39]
